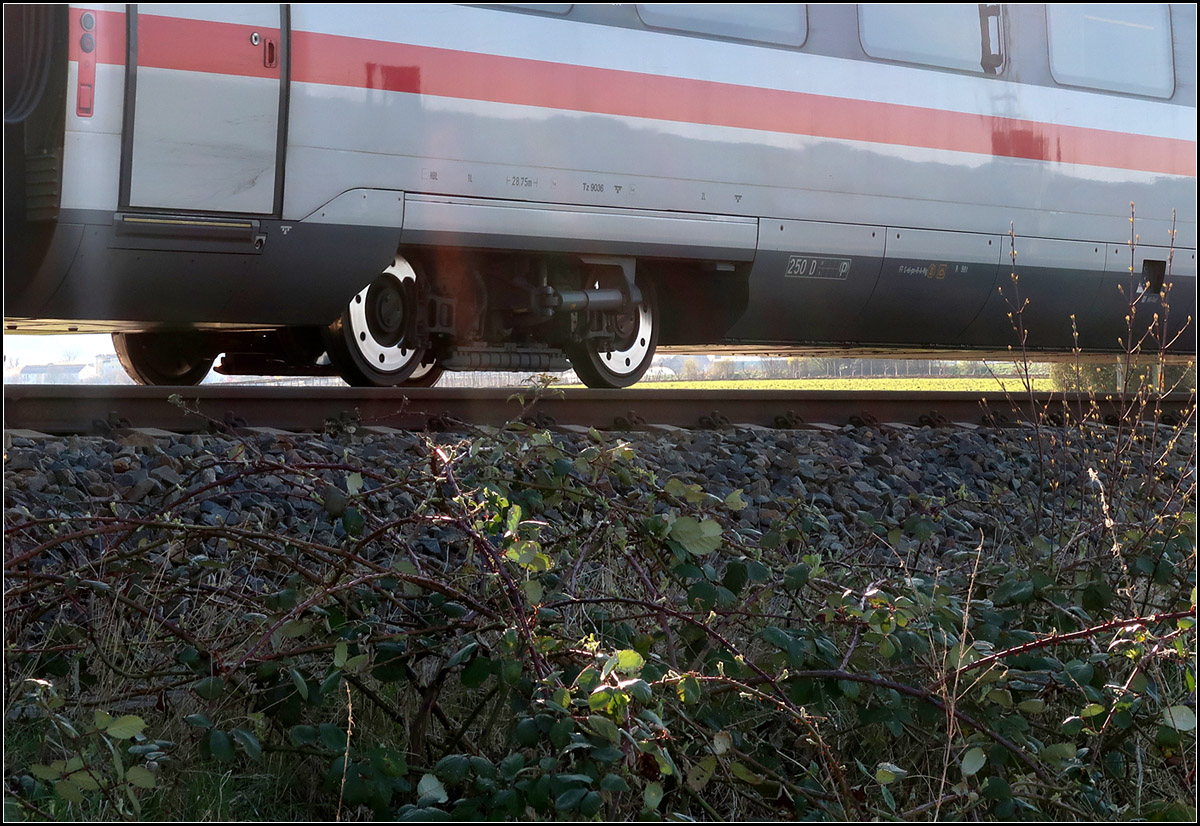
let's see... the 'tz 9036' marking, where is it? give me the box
[785,255,851,280]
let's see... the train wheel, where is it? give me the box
[403,357,444,387]
[323,257,429,387]
[568,279,658,389]
[112,331,215,386]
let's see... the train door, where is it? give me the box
[121,5,286,216]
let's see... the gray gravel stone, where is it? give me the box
[4,421,1194,582]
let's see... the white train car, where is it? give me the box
[4,4,1195,386]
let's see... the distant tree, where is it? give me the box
[1049,360,1195,393]
[706,360,734,380]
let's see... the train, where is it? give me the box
[4,4,1196,388]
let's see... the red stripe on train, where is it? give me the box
[290,31,1195,178]
[68,9,1196,178]
[138,15,280,79]
[68,10,278,78]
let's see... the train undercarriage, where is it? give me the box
[109,251,744,389]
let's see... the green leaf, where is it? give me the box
[231,728,263,761]
[731,762,764,785]
[1063,660,1094,687]
[687,755,718,791]
[601,773,630,792]
[289,667,310,701]
[340,507,365,538]
[280,619,312,638]
[589,686,618,713]
[447,641,479,670]
[124,765,156,789]
[669,517,722,556]
[677,675,701,705]
[319,723,347,752]
[1082,579,1113,612]
[875,762,907,785]
[550,718,575,750]
[1163,705,1197,732]
[1081,703,1106,719]
[289,725,319,746]
[961,747,986,776]
[499,753,526,781]
[105,715,146,740]
[723,561,748,595]
[986,689,1013,708]
[461,657,493,689]
[994,577,1034,606]
[555,788,588,811]
[523,579,544,603]
[579,790,603,818]
[54,780,84,804]
[434,754,471,785]
[587,715,621,743]
[31,764,62,781]
[193,676,225,701]
[67,770,100,791]
[592,744,624,763]
[613,649,645,675]
[1041,743,1078,762]
[623,678,653,705]
[514,718,540,747]
[206,729,236,763]
[783,564,809,590]
[881,783,897,812]
[761,625,792,652]
[1061,716,1084,736]
[724,489,747,510]
[687,581,717,611]
[1142,799,1197,821]
[417,773,448,805]
[982,775,1012,801]
[643,780,663,810]
[904,515,936,542]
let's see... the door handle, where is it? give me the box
[250,32,278,69]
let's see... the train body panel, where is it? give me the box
[5,4,1195,386]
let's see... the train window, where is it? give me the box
[858,4,1004,74]
[636,4,807,48]
[1047,5,1174,98]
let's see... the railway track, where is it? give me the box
[4,384,1194,436]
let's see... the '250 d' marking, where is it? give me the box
[785,255,851,280]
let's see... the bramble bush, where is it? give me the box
[3,387,1195,821]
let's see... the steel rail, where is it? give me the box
[3,384,1194,436]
